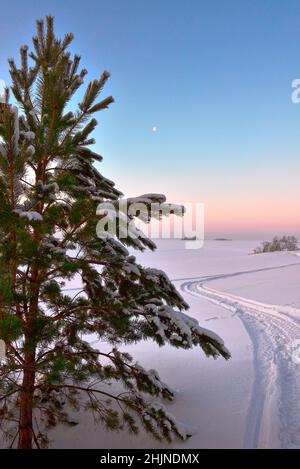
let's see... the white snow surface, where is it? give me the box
[46,240,300,448]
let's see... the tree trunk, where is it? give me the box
[18,267,38,449]
[18,359,35,449]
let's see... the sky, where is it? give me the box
[1,0,300,239]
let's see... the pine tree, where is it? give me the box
[0,16,230,449]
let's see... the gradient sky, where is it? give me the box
[1,0,300,239]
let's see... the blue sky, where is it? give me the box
[1,0,300,237]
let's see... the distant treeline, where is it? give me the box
[253,236,298,254]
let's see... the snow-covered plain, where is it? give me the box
[52,240,300,449]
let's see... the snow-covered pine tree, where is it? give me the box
[0,16,230,449]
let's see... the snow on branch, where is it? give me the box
[145,304,230,359]
[15,209,43,221]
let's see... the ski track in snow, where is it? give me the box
[180,262,300,449]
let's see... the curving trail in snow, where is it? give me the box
[180,262,300,449]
